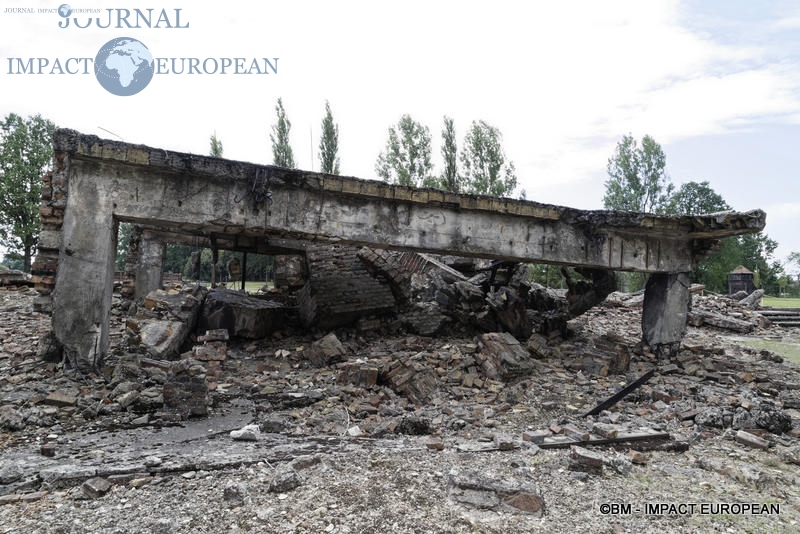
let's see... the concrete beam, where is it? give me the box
[54,129,765,273]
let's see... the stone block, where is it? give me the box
[162,362,208,418]
[197,288,285,339]
[138,320,187,359]
[447,469,544,516]
[305,333,346,367]
[43,391,77,407]
[82,477,112,499]
[337,362,379,388]
[476,332,534,380]
[735,430,769,450]
[230,424,261,441]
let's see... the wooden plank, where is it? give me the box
[582,369,655,417]
[538,431,672,450]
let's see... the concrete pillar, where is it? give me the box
[210,246,218,288]
[51,167,116,373]
[134,231,166,302]
[241,252,247,291]
[641,272,691,358]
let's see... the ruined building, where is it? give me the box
[30,129,765,372]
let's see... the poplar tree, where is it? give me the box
[603,134,672,213]
[440,115,459,192]
[209,131,224,157]
[375,114,433,187]
[319,101,340,174]
[460,120,517,197]
[271,97,295,168]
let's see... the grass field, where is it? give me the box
[735,338,800,365]
[194,281,272,293]
[762,297,800,308]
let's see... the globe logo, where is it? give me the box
[58,4,72,17]
[94,38,154,96]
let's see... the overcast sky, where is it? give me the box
[2,0,799,273]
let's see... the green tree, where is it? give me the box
[460,120,517,197]
[663,181,731,291]
[604,134,673,213]
[664,180,730,215]
[787,251,800,274]
[271,97,295,168]
[0,113,56,272]
[440,115,459,192]
[209,131,224,157]
[375,114,433,187]
[319,101,340,174]
[115,222,133,271]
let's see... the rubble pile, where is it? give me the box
[2,279,800,532]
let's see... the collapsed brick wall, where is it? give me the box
[357,247,467,303]
[297,244,396,329]
[30,151,69,314]
[274,254,307,289]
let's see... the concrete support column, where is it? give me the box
[241,252,247,291]
[641,272,691,358]
[51,166,116,373]
[210,246,218,288]
[134,231,166,302]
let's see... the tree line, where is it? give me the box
[269,99,520,198]
[1,110,798,296]
[598,134,791,295]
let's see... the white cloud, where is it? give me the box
[1,0,799,258]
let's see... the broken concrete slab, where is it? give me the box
[81,477,112,499]
[401,302,449,336]
[162,360,208,419]
[197,288,285,339]
[739,289,765,309]
[688,309,756,333]
[642,272,691,358]
[447,469,544,516]
[475,332,534,380]
[129,286,207,359]
[304,333,346,368]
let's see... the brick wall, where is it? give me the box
[297,244,396,329]
[30,151,69,313]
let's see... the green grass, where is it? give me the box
[762,297,800,308]
[192,280,273,293]
[736,339,800,365]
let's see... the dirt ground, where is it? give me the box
[1,287,800,533]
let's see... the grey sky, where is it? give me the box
[1,0,798,272]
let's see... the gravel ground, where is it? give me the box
[2,288,800,533]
